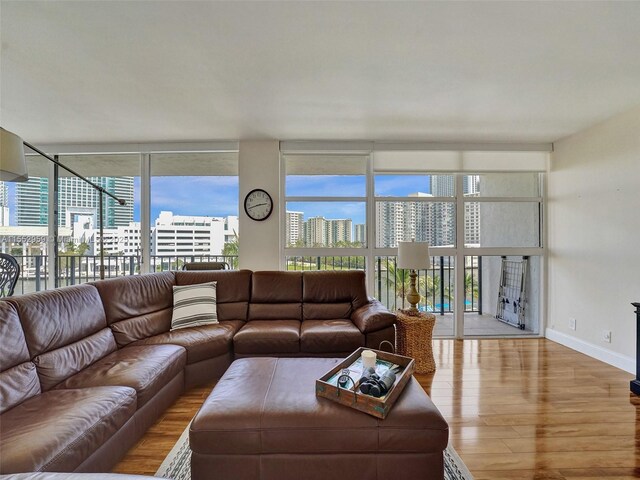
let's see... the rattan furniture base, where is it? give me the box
[396,309,436,374]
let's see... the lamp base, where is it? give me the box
[405,269,421,314]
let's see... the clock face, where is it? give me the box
[244,189,273,221]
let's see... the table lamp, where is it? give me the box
[397,240,430,314]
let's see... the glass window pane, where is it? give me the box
[285,255,366,271]
[56,154,140,284]
[376,200,455,248]
[150,153,239,271]
[464,173,541,197]
[374,174,455,197]
[464,255,540,336]
[285,155,366,197]
[373,255,455,337]
[465,201,541,247]
[2,177,50,294]
[285,202,365,248]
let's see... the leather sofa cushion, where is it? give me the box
[0,301,30,370]
[109,308,173,348]
[351,299,396,333]
[10,284,107,357]
[54,344,186,408]
[302,271,368,310]
[132,320,243,364]
[303,302,352,320]
[248,303,301,321]
[0,386,136,473]
[34,328,118,391]
[92,272,175,324]
[0,363,40,415]
[0,302,41,413]
[190,358,449,455]
[251,271,302,303]
[175,270,252,321]
[233,320,300,355]
[300,320,364,353]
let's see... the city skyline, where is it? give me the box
[1,175,479,251]
[4,175,445,227]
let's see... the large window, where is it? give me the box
[3,145,238,294]
[282,146,547,338]
[150,152,239,271]
[0,154,51,294]
[284,154,367,254]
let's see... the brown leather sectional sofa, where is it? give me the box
[0,270,395,474]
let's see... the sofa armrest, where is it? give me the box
[351,298,396,334]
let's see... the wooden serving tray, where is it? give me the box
[315,347,415,419]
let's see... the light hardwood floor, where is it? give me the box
[113,338,640,479]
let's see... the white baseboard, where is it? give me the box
[545,328,635,374]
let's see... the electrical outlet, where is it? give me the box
[603,330,612,343]
[569,318,576,330]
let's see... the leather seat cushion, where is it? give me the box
[0,386,136,473]
[300,320,364,353]
[53,344,186,408]
[132,320,244,364]
[190,358,449,455]
[233,320,300,354]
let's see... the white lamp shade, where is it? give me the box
[0,128,29,182]
[397,241,430,270]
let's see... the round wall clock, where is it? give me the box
[244,188,273,221]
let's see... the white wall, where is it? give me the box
[238,140,281,270]
[547,105,640,372]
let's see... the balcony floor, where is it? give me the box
[433,312,537,336]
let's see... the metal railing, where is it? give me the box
[9,254,481,314]
[285,255,481,314]
[9,254,239,294]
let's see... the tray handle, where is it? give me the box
[378,340,395,353]
[336,373,358,404]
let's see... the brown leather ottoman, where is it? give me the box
[190,357,449,480]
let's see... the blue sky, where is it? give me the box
[6,175,432,226]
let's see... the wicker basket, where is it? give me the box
[395,309,436,374]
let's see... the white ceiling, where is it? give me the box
[1,1,640,145]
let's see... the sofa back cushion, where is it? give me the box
[92,272,175,347]
[9,284,115,391]
[175,270,252,321]
[248,271,302,321]
[302,271,368,320]
[0,301,40,413]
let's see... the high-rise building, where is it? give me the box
[16,178,48,226]
[301,216,352,247]
[326,218,352,245]
[150,211,237,256]
[286,211,304,246]
[15,176,134,227]
[428,175,480,245]
[354,223,366,244]
[376,192,438,247]
[304,216,327,247]
[0,182,9,226]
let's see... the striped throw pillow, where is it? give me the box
[171,282,218,331]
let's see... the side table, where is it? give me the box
[396,309,436,374]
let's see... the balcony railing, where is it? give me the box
[9,254,239,294]
[285,255,481,314]
[9,254,481,314]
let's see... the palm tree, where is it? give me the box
[382,259,437,311]
[222,230,239,269]
[464,271,479,309]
